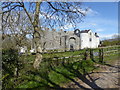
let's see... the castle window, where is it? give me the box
[90,32,92,35]
[89,38,92,41]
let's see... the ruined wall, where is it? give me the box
[41,28,66,51]
[34,28,100,51]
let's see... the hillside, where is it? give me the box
[101,36,120,46]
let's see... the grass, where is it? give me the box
[48,68,72,86]
[103,53,119,64]
[42,50,86,59]
[2,45,120,88]
[16,55,95,88]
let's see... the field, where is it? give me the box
[2,45,120,89]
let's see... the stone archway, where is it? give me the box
[69,37,76,51]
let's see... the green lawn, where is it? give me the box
[2,45,120,89]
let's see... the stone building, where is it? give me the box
[31,28,100,52]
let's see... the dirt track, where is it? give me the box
[63,60,120,89]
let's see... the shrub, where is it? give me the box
[2,49,23,89]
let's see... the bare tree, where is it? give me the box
[2,1,88,69]
[2,6,33,47]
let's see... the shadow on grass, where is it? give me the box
[50,65,90,90]
[24,59,104,89]
[19,54,106,89]
[26,70,62,89]
[60,62,103,90]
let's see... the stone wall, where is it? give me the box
[31,28,100,52]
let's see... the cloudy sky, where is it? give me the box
[63,2,118,40]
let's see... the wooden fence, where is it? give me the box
[40,45,119,69]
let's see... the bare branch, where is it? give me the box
[48,2,77,13]
[19,2,34,27]
[2,4,23,14]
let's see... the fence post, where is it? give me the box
[102,48,104,63]
[84,50,87,60]
[99,49,103,63]
[84,49,89,60]
[90,49,94,62]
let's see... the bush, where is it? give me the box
[2,49,19,75]
[2,49,23,89]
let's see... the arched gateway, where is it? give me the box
[69,37,76,51]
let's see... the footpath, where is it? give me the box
[63,59,120,89]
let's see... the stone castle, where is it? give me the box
[31,28,100,52]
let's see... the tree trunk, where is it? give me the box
[33,2,42,69]
[33,32,43,69]
[33,53,42,69]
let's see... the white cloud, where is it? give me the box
[60,24,74,30]
[95,29,104,32]
[88,17,118,26]
[99,33,118,40]
[86,8,99,16]
[77,16,117,33]
[76,7,99,16]
[90,23,97,26]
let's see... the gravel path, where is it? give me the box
[63,60,120,89]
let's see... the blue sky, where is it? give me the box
[71,2,118,40]
[23,2,118,40]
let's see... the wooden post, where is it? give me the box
[99,49,103,63]
[101,48,104,63]
[84,49,88,60]
[90,49,94,62]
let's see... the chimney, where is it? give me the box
[95,32,99,37]
[60,29,63,32]
[95,32,97,35]
[52,29,56,31]
[64,31,67,33]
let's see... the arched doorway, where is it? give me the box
[69,37,76,51]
